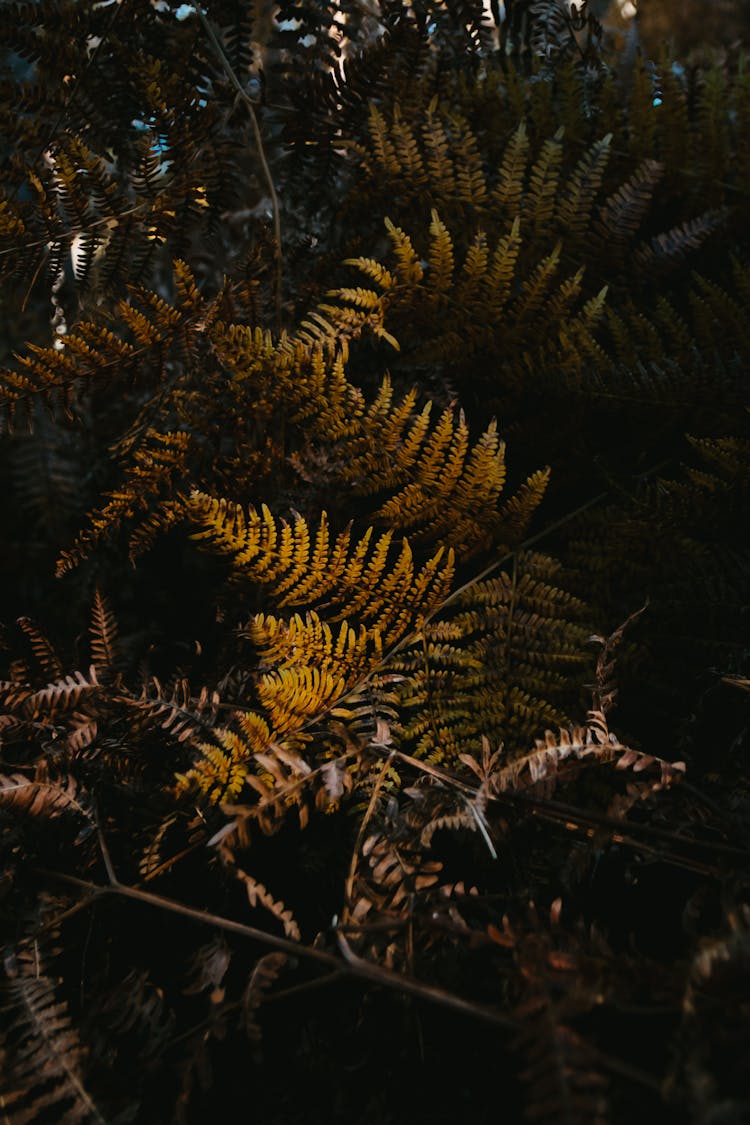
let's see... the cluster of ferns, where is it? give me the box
[0,2,748,1123]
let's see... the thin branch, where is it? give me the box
[95,808,118,886]
[165,969,348,1052]
[335,931,515,1028]
[375,746,750,870]
[33,868,516,1030]
[194,5,283,333]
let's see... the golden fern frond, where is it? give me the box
[390,104,427,185]
[176,728,254,804]
[514,241,562,319]
[453,113,488,206]
[334,375,430,493]
[328,210,604,373]
[494,468,551,544]
[178,530,454,804]
[359,98,492,215]
[175,696,330,811]
[369,411,512,557]
[248,612,372,677]
[188,492,454,625]
[423,99,457,201]
[188,494,389,607]
[525,126,564,235]
[426,208,455,296]
[367,103,401,179]
[486,216,523,314]
[492,120,529,216]
[384,216,424,285]
[257,665,351,738]
[57,430,191,574]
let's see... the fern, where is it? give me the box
[393,551,592,762]
[1,942,105,1124]
[1,9,748,1123]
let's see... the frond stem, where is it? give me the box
[32,868,517,1031]
[195,5,283,333]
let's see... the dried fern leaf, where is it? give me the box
[0,772,91,820]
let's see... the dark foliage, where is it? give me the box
[1,2,749,1122]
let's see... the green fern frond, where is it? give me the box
[392,550,591,763]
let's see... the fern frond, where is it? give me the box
[0,945,104,1124]
[393,550,590,762]
[17,616,63,680]
[594,159,663,252]
[242,953,288,1042]
[188,492,454,626]
[525,126,564,235]
[16,667,100,720]
[0,772,92,820]
[89,588,119,677]
[126,678,219,744]
[635,209,728,275]
[426,209,455,295]
[57,430,191,573]
[228,862,302,941]
[384,217,424,285]
[555,133,611,245]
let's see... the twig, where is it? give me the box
[164,969,347,1052]
[375,746,750,872]
[32,868,516,1031]
[335,931,515,1028]
[194,5,283,333]
[587,1044,662,1093]
[95,807,119,886]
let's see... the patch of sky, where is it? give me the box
[131,117,171,163]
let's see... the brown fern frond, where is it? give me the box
[89,588,119,678]
[0,944,105,1124]
[16,617,63,680]
[125,678,219,744]
[0,771,92,820]
[20,668,100,720]
[221,846,301,941]
[242,952,288,1042]
[478,712,685,799]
